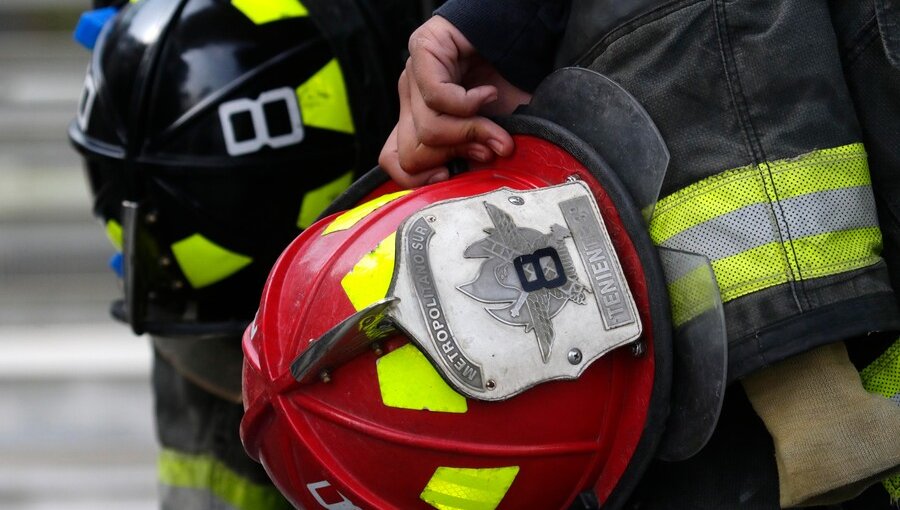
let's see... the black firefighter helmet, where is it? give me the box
[69,0,419,335]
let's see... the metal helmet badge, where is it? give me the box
[460,197,640,364]
[458,202,591,361]
[386,182,642,399]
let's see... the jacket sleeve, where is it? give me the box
[435,0,570,91]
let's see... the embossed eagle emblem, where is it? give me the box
[457,202,590,362]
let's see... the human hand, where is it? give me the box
[379,16,532,188]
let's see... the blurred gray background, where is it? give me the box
[0,1,158,508]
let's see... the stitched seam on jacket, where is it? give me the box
[843,15,880,68]
[713,0,803,310]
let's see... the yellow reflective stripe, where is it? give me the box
[861,338,900,401]
[650,164,769,244]
[297,171,354,229]
[231,0,308,25]
[420,466,519,510]
[860,338,900,501]
[323,190,411,235]
[171,234,253,289]
[650,143,869,244]
[376,344,467,413]
[158,449,291,510]
[766,143,870,201]
[650,144,880,303]
[709,242,791,302]
[884,477,900,503]
[296,59,354,135]
[709,227,881,302]
[789,227,882,279]
[105,219,123,250]
[340,232,396,311]
[667,264,717,327]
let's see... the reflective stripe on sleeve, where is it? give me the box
[861,338,900,407]
[651,143,882,308]
[158,448,291,510]
[860,338,900,501]
[664,260,719,327]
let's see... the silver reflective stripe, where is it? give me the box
[781,186,878,238]
[160,483,242,510]
[659,186,879,262]
[661,247,714,285]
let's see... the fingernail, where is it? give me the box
[487,139,505,155]
[427,170,449,184]
[468,147,490,162]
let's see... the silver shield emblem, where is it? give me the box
[385,182,642,400]
[457,203,590,363]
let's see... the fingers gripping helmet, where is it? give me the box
[242,69,675,509]
[68,0,416,335]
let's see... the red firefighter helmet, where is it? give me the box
[241,69,676,510]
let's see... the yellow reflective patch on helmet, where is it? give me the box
[420,466,519,510]
[105,219,123,250]
[296,59,355,135]
[323,190,411,235]
[297,171,354,229]
[376,344,467,413]
[231,0,308,25]
[171,234,252,289]
[340,232,396,311]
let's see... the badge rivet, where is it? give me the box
[508,196,524,206]
[145,212,158,224]
[566,175,581,182]
[319,370,331,384]
[425,215,436,223]
[371,342,384,357]
[159,256,171,268]
[171,280,185,290]
[485,379,496,390]
[567,349,583,365]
